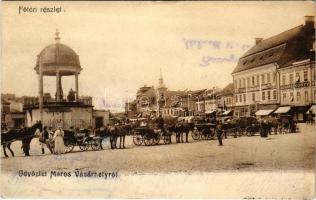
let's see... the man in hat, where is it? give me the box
[216,120,223,146]
[40,126,53,154]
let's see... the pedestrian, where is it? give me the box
[53,125,65,154]
[40,126,53,154]
[216,121,223,146]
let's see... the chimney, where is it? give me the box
[255,38,263,45]
[304,16,314,26]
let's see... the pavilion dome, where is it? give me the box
[35,30,82,76]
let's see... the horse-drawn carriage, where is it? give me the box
[49,129,102,153]
[191,123,216,140]
[219,117,261,138]
[191,117,216,140]
[132,127,171,146]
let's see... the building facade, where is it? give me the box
[232,16,315,118]
[217,83,234,111]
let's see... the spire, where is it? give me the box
[55,29,60,43]
[160,68,163,80]
[158,68,165,89]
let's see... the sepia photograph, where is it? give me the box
[1,1,315,198]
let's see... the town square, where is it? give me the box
[1,1,315,199]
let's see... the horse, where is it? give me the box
[1,121,43,157]
[166,121,194,143]
[94,124,131,149]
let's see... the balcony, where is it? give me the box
[23,96,93,109]
[280,81,311,90]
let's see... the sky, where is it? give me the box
[1,1,315,111]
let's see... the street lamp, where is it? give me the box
[212,86,216,110]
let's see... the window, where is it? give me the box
[296,72,300,82]
[239,79,241,88]
[273,72,276,82]
[234,80,237,89]
[247,77,250,87]
[252,76,255,86]
[262,91,265,101]
[313,69,316,81]
[267,73,271,83]
[304,91,309,103]
[235,95,238,103]
[239,95,242,102]
[289,74,294,84]
[261,74,265,84]
[273,90,277,100]
[242,78,246,88]
[290,92,294,102]
[314,89,316,100]
[283,93,286,102]
[282,75,286,85]
[252,93,255,102]
[304,71,308,81]
[296,91,301,102]
[256,75,260,85]
[243,94,246,102]
[267,91,271,100]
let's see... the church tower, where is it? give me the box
[157,68,167,100]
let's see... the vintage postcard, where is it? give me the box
[1,1,315,199]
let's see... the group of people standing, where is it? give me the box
[38,125,65,155]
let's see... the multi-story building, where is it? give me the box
[277,16,315,121]
[217,83,234,111]
[194,88,218,115]
[232,16,315,118]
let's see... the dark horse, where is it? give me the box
[111,124,133,149]
[167,121,194,143]
[1,121,43,157]
[95,124,133,149]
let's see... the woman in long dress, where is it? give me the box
[53,126,65,154]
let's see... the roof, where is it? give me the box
[217,83,234,96]
[35,43,81,74]
[136,86,156,98]
[233,22,315,74]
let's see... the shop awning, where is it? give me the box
[274,106,291,114]
[306,105,316,114]
[222,110,233,116]
[205,110,216,114]
[255,109,274,116]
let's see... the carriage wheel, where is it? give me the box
[133,134,143,146]
[64,143,75,153]
[91,140,101,151]
[144,136,154,146]
[201,129,211,140]
[191,130,200,140]
[163,135,171,144]
[79,140,90,151]
[245,127,252,137]
[153,136,160,145]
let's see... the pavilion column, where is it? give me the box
[56,71,61,102]
[38,64,44,124]
[75,72,79,101]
